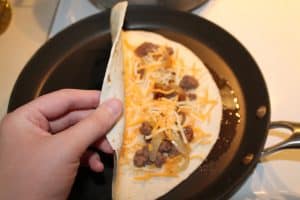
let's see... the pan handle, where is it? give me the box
[261,121,300,158]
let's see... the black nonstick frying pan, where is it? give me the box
[8,6,300,200]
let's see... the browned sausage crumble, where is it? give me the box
[183,126,194,142]
[179,75,199,90]
[133,146,150,167]
[137,68,145,79]
[135,42,159,57]
[159,140,173,153]
[154,152,167,168]
[139,121,153,136]
[178,91,187,101]
[188,93,197,101]
[166,46,174,55]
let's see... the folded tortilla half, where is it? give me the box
[110,30,222,200]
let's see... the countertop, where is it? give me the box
[0,0,299,199]
[0,0,59,117]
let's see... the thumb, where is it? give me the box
[57,98,122,155]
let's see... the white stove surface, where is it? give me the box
[50,0,300,199]
[49,0,99,38]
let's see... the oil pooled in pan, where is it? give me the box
[198,69,241,174]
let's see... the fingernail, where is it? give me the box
[105,99,122,116]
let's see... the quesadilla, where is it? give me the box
[109,30,222,200]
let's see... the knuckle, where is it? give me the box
[57,89,77,107]
[57,88,75,95]
[57,89,74,100]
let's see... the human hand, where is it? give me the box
[0,89,122,200]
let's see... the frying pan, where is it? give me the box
[7,6,300,199]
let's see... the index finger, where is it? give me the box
[25,89,100,120]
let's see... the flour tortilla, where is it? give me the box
[110,30,222,200]
[100,1,127,152]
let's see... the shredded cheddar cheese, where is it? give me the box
[134,172,178,181]
[119,34,219,180]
